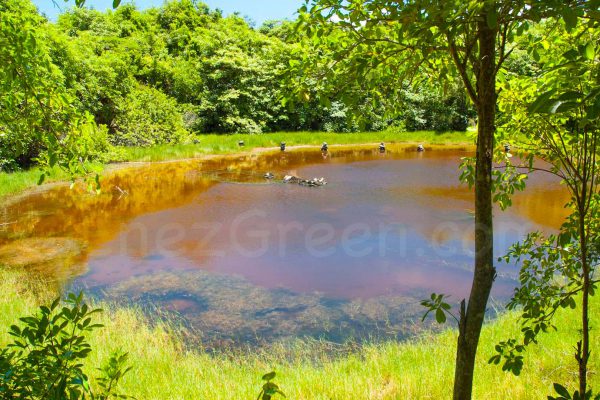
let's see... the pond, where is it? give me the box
[0,144,569,346]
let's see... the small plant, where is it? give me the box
[420,293,458,324]
[548,382,600,400]
[95,351,133,400]
[0,292,132,399]
[256,371,285,400]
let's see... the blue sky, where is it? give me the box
[32,0,304,25]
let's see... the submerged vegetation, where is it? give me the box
[1,268,599,399]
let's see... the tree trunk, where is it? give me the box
[452,11,497,400]
[577,201,590,396]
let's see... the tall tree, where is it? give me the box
[290,1,595,398]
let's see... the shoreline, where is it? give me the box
[0,266,593,399]
[0,140,475,204]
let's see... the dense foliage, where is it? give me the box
[0,0,473,171]
[0,0,110,175]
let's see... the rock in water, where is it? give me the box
[283,175,327,187]
[283,175,299,183]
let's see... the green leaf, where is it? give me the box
[557,91,582,102]
[553,383,571,399]
[562,8,577,32]
[587,95,600,120]
[527,90,555,113]
[554,101,578,113]
[584,43,594,60]
[435,308,446,324]
[38,173,46,185]
[562,49,579,61]
[113,0,121,7]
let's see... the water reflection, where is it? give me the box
[0,145,570,345]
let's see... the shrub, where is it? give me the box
[0,292,132,399]
[112,85,190,147]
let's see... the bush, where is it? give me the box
[0,292,131,400]
[400,86,472,132]
[112,85,190,146]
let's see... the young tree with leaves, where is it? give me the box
[490,19,599,399]
[290,1,596,398]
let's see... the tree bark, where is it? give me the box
[577,199,590,396]
[452,10,497,400]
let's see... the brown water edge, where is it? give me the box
[0,143,570,346]
[0,143,475,270]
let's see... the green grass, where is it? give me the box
[0,163,105,199]
[116,130,473,162]
[0,167,67,199]
[0,268,596,399]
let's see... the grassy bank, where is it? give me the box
[117,130,473,162]
[0,163,104,199]
[0,130,471,199]
[0,268,596,399]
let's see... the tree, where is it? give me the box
[58,0,122,8]
[490,20,599,398]
[0,0,108,177]
[290,1,594,398]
